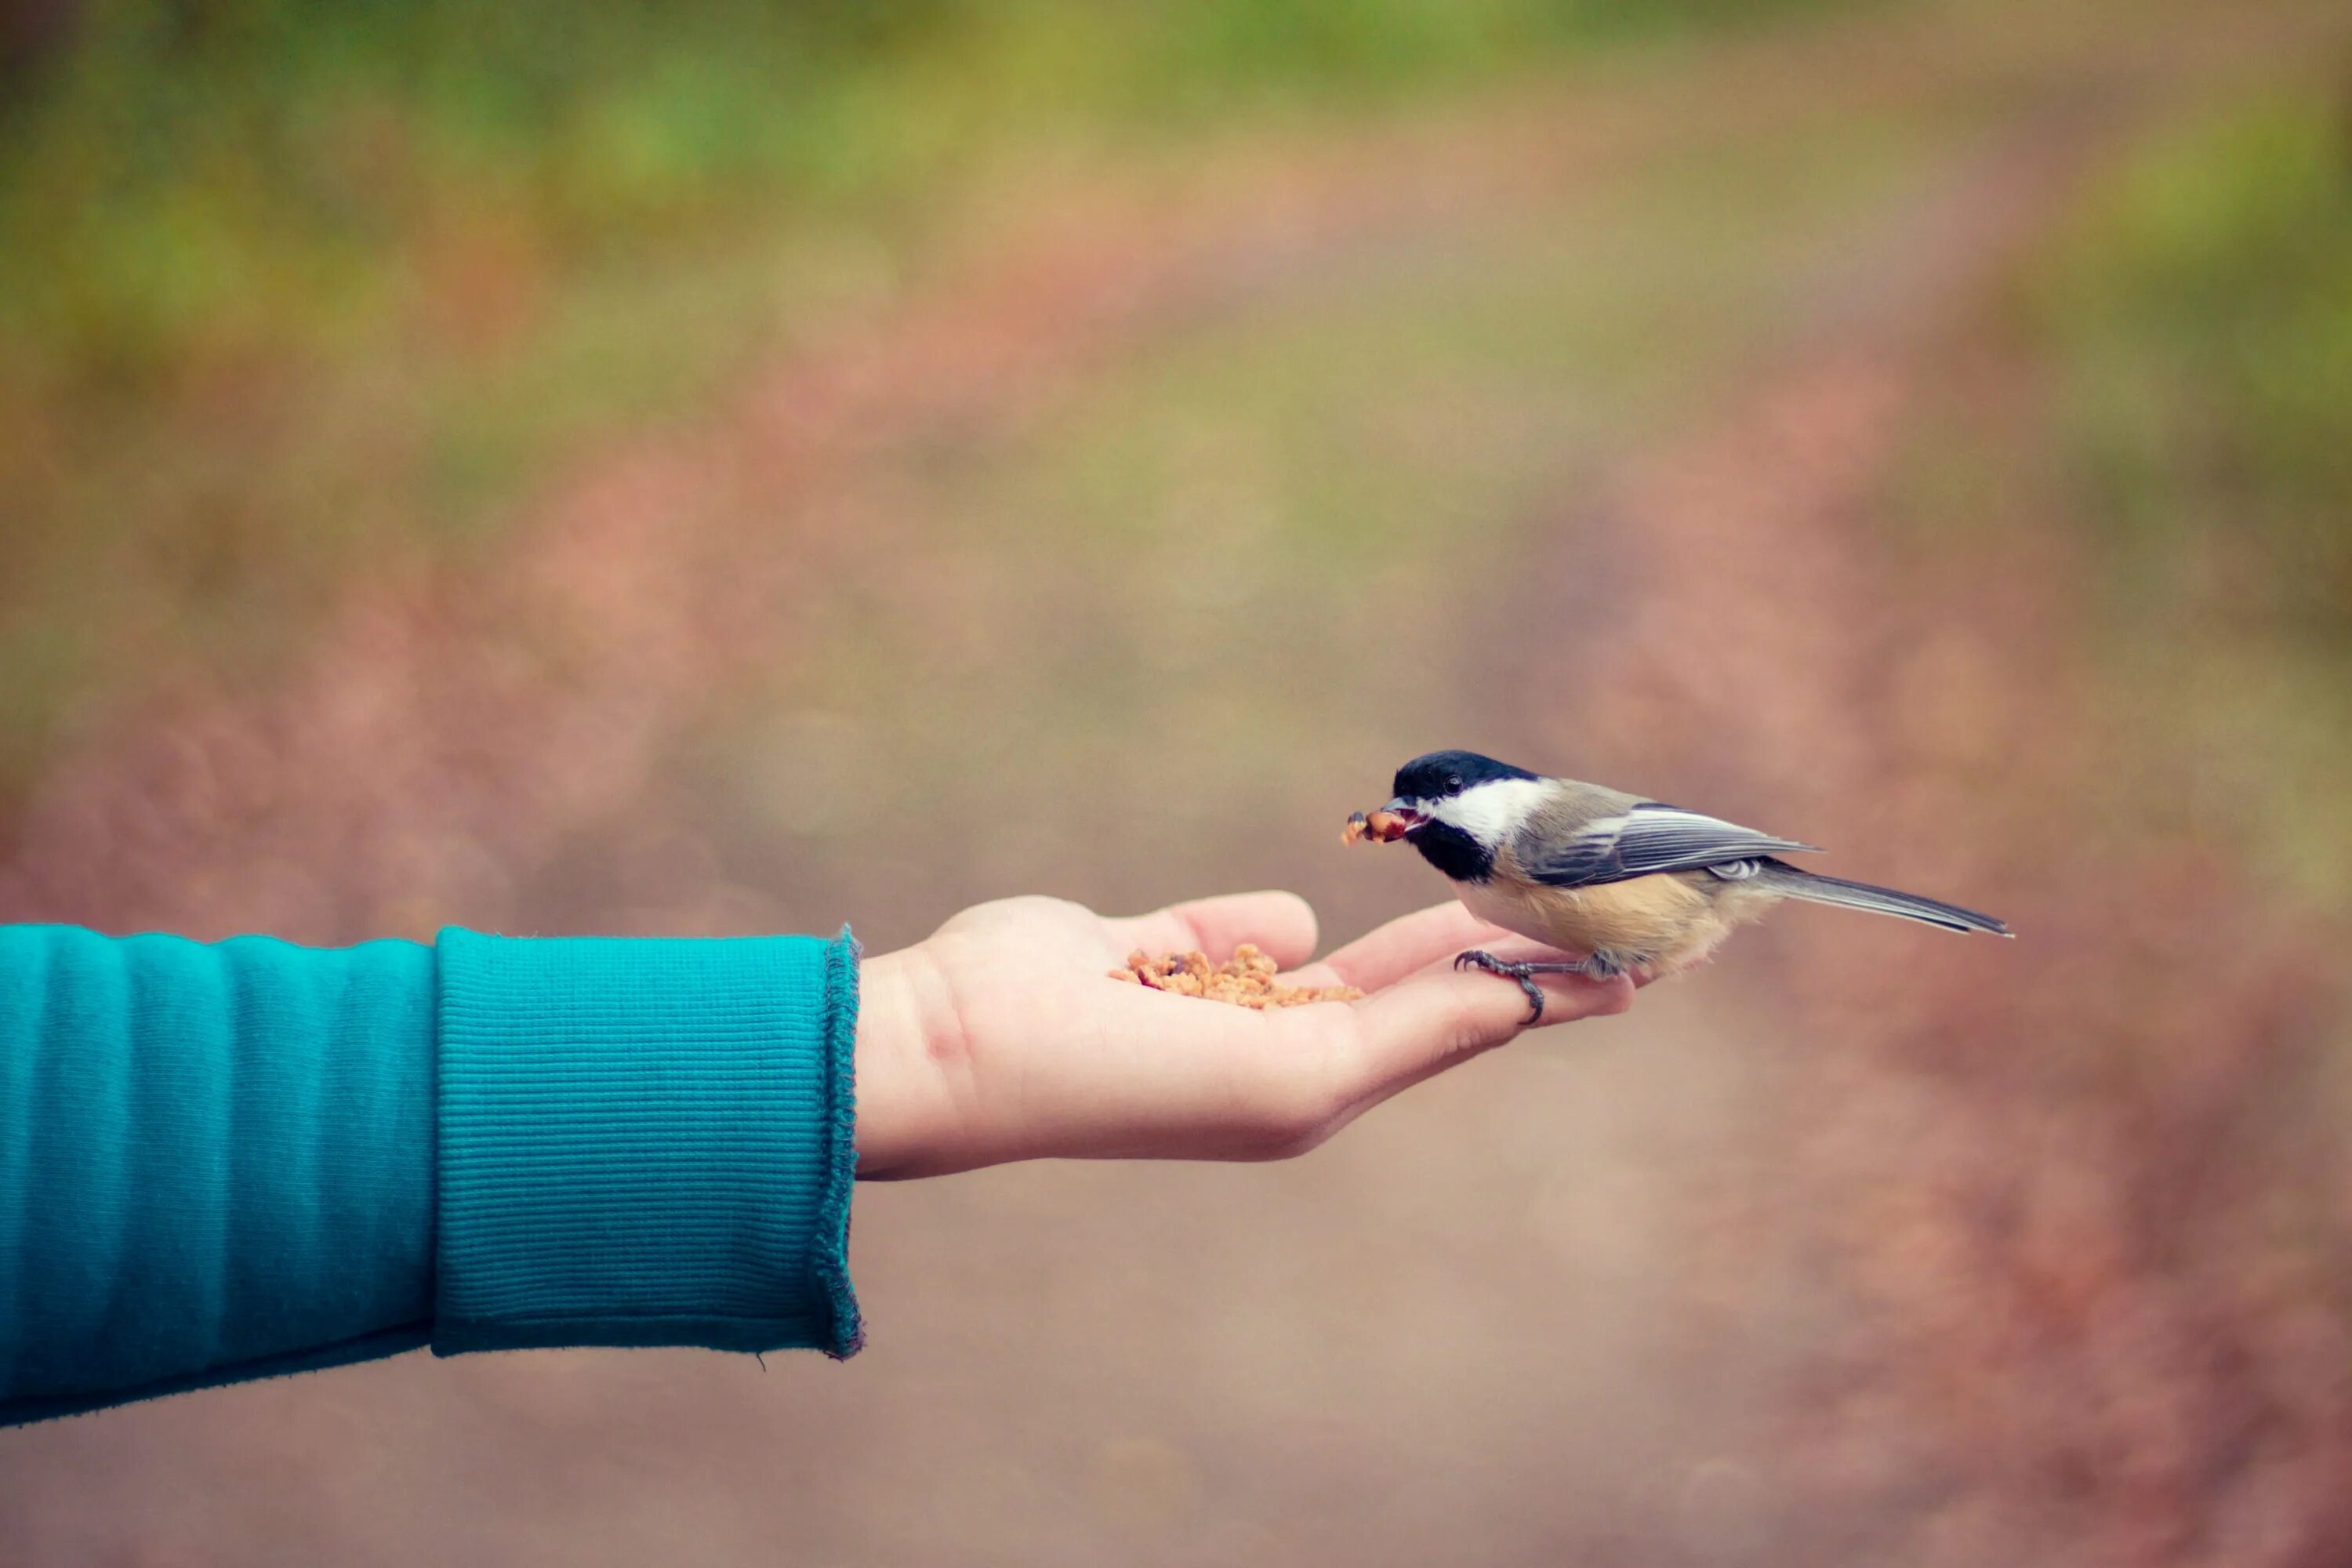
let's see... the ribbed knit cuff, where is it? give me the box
[430,927,861,1359]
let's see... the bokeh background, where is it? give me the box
[4,0,2350,1561]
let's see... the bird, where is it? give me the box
[1352,749,2010,1021]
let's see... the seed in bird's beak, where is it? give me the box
[1341,806,1418,845]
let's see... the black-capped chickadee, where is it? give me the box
[1354,750,2009,1020]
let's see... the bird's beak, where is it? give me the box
[1381,798,1426,830]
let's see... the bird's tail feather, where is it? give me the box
[1756,860,2010,936]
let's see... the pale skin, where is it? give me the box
[853,891,1640,1178]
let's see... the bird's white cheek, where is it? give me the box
[1437,778,1550,844]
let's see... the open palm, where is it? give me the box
[854,891,1636,1178]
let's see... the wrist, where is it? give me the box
[850,942,966,1178]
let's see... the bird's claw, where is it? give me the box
[1451,948,1630,1024]
[1453,949,1549,1025]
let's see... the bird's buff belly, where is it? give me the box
[1457,871,1765,975]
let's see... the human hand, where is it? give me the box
[851,892,1637,1178]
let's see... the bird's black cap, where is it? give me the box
[1391,750,1539,801]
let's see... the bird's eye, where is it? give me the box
[1446,775,1463,792]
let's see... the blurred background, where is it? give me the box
[2,0,2350,1560]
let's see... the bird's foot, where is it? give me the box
[1451,949,1609,1025]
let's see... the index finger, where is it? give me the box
[1350,951,1635,1087]
[1104,891,1321,971]
[1283,902,1512,993]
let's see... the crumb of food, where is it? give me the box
[1111,945,1363,1007]
[1341,808,1411,845]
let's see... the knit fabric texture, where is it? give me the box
[433,928,861,1357]
[2,922,860,1427]
[1,926,437,1425]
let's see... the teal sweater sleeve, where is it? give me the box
[1,924,860,1427]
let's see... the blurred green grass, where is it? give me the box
[0,0,1853,805]
[2038,89,2352,902]
[2035,89,2352,637]
[1897,84,2352,902]
[0,0,1860,421]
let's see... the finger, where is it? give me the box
[1343,947,1635,1093]
[1282,901,1508,992]
[1105,891,1320,970]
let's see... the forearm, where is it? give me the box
[0,926,436,1423]
[2,924,861,1426]
[2,884,1626,1424]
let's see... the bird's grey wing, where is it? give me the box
[1520,801,1822,888]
